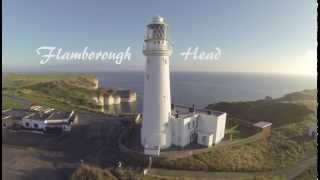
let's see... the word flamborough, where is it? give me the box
[36,46,131,65]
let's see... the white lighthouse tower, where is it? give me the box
[141,16,172,155]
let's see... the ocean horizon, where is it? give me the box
[94,71,317,113]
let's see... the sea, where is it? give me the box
[95,71,317,114]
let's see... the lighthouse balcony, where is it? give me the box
[143,41,172,55]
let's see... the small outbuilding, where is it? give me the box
[253,121,272,138]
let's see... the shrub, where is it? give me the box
[71,165,116,180]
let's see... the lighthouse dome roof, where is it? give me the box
[152,15,165,24]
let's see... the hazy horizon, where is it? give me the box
[2,66,318,78]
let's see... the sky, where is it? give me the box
[2,0,318,76]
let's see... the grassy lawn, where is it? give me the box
[2,73,101,112]
[225,117,257,140]
[71,165,180,180]
[157,90,317,173]
[274,114,317,138]
[18,90,80,112]
[157,130,317,172]
[280,100,317,113]
[2,74,140,116]
[207,100,314,127]
[2,73,97,89]
[2,96,23,110]
[293,165,317,180]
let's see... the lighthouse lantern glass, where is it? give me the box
[146,24,167,40]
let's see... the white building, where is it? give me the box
[30,105,55,114]
[140,16,227,156]
[141,16,173,155]
[171,105,226,147]
[22,109,77,133]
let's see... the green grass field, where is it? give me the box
[157,130,316,172]
[71,165,181,180]
[293,165,317,180]
[2,73,97,88]
[207,96,316,127]
[156,90,317,175]
[225,117,257,140]
[2,96,23,110]
[2,73,100,111]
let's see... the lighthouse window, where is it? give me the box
[146,74,150,80]
[162,57,167,64]
[147,59,150,64]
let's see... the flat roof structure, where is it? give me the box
[24,112,52,121]
[47,111,73,120]
[173,104,226,118]
[253,121,272,128]
[30,105,55,114]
